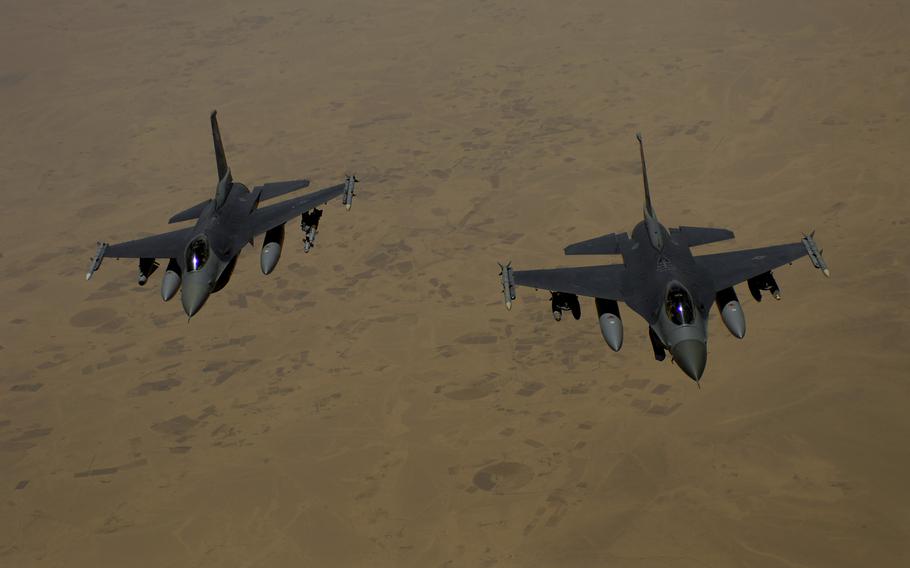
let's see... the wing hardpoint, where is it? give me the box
[694,242,808,292]
[249,182,346,236]
[513,264,626,300]
[105,227,196,259]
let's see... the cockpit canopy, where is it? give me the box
[665,285,695,325]
[185,235,210,272]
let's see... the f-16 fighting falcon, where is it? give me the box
[86,111,358,318]
[499,133,830,382]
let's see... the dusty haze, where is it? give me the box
[1,0,909,566]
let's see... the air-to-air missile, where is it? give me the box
[342,174,357,211]
[85,242,108,281]
[300,208,323,253]
[802,230,830,278]
[498,261,516,311]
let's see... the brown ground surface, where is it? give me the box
[1,1,909,566]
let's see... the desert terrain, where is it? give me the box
[1,0,909,566]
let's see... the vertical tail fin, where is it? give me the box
[636,132,655,219]
[211,110,229,181]
[210,110,232,210]
[636,132,664,251]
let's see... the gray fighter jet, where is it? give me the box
[85,111,358,318]
[499,133,829,382]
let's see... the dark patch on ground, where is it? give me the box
[73,458,147,478]
[516,382,544,397]
[472,462,534,493]
[0,71,27,88]
[70,307,117,328]
[10,383,43,392]
[622,378,650,390]
[12,427,52,441]
[455,334,497,345]
[202,359,260,385]
[129,378,181,396]
[648,403,682,416]
[151,415,199,437]
[209,335,256,350]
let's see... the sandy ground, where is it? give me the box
[1,0,909,566]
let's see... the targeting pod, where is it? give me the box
[498,261,516,310]
[748,271,780,302]
[342,174,358,211]
[300,208,322,253]
[85,242,108,281]
[802,230,830,278]
[550,292,580,321]
[138,257,159,286]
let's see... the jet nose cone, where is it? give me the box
[672,340,707,381]
[181,282,209,319]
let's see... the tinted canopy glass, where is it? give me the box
[185,235,209,272]
[665,285,695,325]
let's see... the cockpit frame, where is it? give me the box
[185,235,210,272]
[665,284,695,325]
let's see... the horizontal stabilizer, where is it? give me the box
[168,200,212,224]
[254,179,311,201]
[564,232,628,255]
[671,226,735,247]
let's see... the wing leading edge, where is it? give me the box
[250,182,347,236]
[513,264,626,300]
[105,227,196,259]
[694,242,808,292]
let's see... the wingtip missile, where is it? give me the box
[343,174,357,211]
[801,231,830,278]
[85,242,108,281]
[499,261,516,310]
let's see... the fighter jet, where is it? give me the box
[85,111,358,318]
[499,133,830,382]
